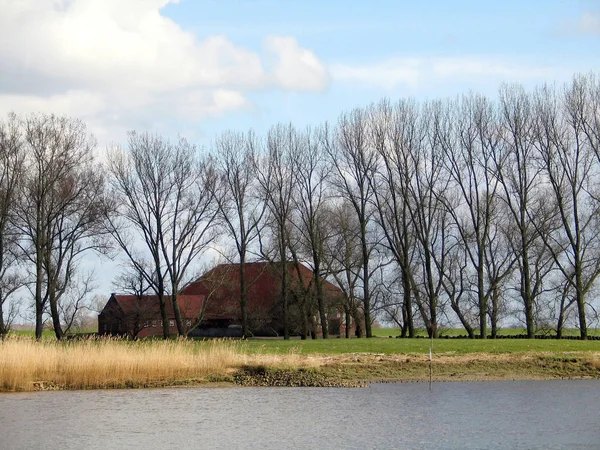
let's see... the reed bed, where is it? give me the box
[0,337,321,392]
[0,336,240,391]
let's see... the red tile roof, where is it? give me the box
[181,261,343,320]
[112,294,207,319]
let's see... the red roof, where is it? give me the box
[181,262,343,321]
[112,294,206,319]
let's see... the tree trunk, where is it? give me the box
[402,270,415,338]
[451,300,475,339]
[239,259,249,338]
[315,263,328,339]
[429,299,438,339]
[300,295,309,340]
[35,261,44,340]
[345,306,351,339]
[281,258,289,340]
[362,238,372,338]
[490,286,499,339]
[0,307,5,339]
[155,283,169,339]
[171,292,184,336]
[478,250,487,339]
[521,249,535,338]
[352,305,363,338]
[310,315,317,339]
[575,290,587,340]
[49,291,63,340]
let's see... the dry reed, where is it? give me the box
[0,337,318,392]
[0,337,236,391]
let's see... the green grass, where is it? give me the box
[371,327,600,338]
[9,330,56,339]
[235,336,600,356]
[9,328,600,357]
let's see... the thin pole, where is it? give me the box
[429,322,434,391]
[429,338,433,391]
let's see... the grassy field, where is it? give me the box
[236,336,600,355]
[370,327,600,338]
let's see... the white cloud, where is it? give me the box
[264,36,329,91]
[331,57,564,91]
[431,58,556,80]
[575,12,600,35]
[331,58,422,89]
[0,0,327,144]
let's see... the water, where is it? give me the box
[1,380,599,449]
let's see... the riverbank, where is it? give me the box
[1,337,599,391]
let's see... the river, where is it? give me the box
[1,380,599,449]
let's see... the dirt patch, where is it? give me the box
[310,351,600,383]
[233,365,366,387]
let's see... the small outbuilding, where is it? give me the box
[98,294,207,338]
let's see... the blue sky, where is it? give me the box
[0,0,599,298]
[1,0,598,146]
[158,0,600,142]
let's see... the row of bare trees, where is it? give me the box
[207,73,600,340]
[0,73,599,340]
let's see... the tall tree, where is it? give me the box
[533,80,600,339]
[406,101,453,338]
[289,126,332,338]
[17,114,106,340]
[213,130,266,337]
[493,85,555,338]
[255,124,297,340]
[370,99,418,337]
[325,108,379,337]
[105,132,218,338]
[0,114,25,339]
[437,95,503,339]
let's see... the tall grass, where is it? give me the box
[0,337,245,392]
[0,337,319,392]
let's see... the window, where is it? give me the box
[169,320,175,327]
[152,320,157,328]
[144,321,149,328]
[185,320,191,327]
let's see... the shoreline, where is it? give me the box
[20,351,600,392]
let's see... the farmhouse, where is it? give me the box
[98,261,352,338]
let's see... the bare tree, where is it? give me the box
[16,114,107,340]
[437,95,504,339]
[370,99,418,337]
[441,234,477,338]
[0,114,25,339]
[405,101,457,338]
[325,108,380,337]
[493,84,556,337]
[322,200,365,337]
[482,203,517,337]
[105,132,218,338]
[212,130,266,337]
[370,99,452,338]
[255,124,298,340]
[533,80,600,339]
[289,126,333,337]
[58,272,97,335]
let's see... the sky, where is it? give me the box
[1,0,599,300]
